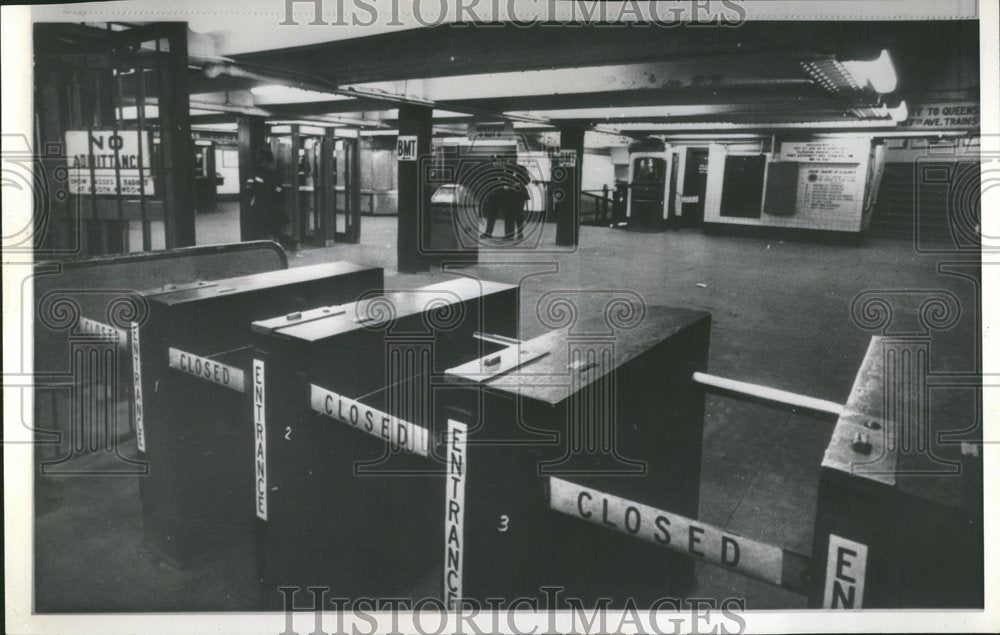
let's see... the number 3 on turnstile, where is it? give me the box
[498,515,509,532]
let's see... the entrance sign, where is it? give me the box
[397,135,418,161]
[254,359,268,521]
[444,419,468,610]
[823,534,868,609]
[167,348,246,392]
[130,322,146,452]
[549,477,788,588]
[65,130,155,195]
[309,384,430,456]
[558,149,577,168]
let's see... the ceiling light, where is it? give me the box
[250,85,350,104]
[842,49,898,94]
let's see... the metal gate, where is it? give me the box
[34,22,194,257]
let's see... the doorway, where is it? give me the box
[680,148,710,226]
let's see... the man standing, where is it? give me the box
[501,165,530,240]
[479,156,507,239]
[248,148,298,252]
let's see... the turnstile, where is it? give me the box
[441,306,711,607]
[135,262,384,568]
[810,336,983,609]
[250,278,519,605]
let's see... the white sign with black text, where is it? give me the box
[76,316,128,348]
[65,130,155,196]
[309,384,429,456]
[823,534,868,609]
[549,477,786,587]
[253,359,268,521]
[130,322,146,453]
[444,419,468,611]
[167,348,245,392]
[397,135,418,161]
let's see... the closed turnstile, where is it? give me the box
[441,306,711,607]
[250,278,519,606]
[136,262,384,568]
[810,336,983,609]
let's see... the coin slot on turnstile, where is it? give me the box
[569,359,599,373]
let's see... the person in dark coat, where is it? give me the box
[248,148,297,252]
[501,172,530,240]
[479,157,508,239]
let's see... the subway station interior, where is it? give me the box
[14,4,990,624]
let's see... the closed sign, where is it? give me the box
[168,348,245,392]
[76,316,127,348]
[550,477,786,587]
[310,384,429,456]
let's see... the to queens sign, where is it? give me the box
[65,130,155,196]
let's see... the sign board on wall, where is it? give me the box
[777,139,870,163]
[397,135,418,161]
[469,121,514,138]
[558,150,577,168]
[897,101,979,131]
[796,165,861,215]
[65,130,155,196]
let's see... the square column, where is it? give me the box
[397,104,433,272]
[553,128,585,247]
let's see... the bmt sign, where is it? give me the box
[397,135,418,161]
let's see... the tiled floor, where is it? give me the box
[35,209,979,611]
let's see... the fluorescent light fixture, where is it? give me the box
[432,110,474,118]
[888,100,909,122]
[842,49,898,94]
[250,85,351,104]
[269,120,343,130]
[614,120,897,131]
[192,123,238,132]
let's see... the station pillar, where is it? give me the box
[397,104,434,273]
[237,115,267,241]
[554,128,584,247]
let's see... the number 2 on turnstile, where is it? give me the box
[284,427,292,440]
[498,515,509,532]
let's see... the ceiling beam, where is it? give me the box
[231,23,856,85]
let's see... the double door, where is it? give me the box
[269,127,361,247]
